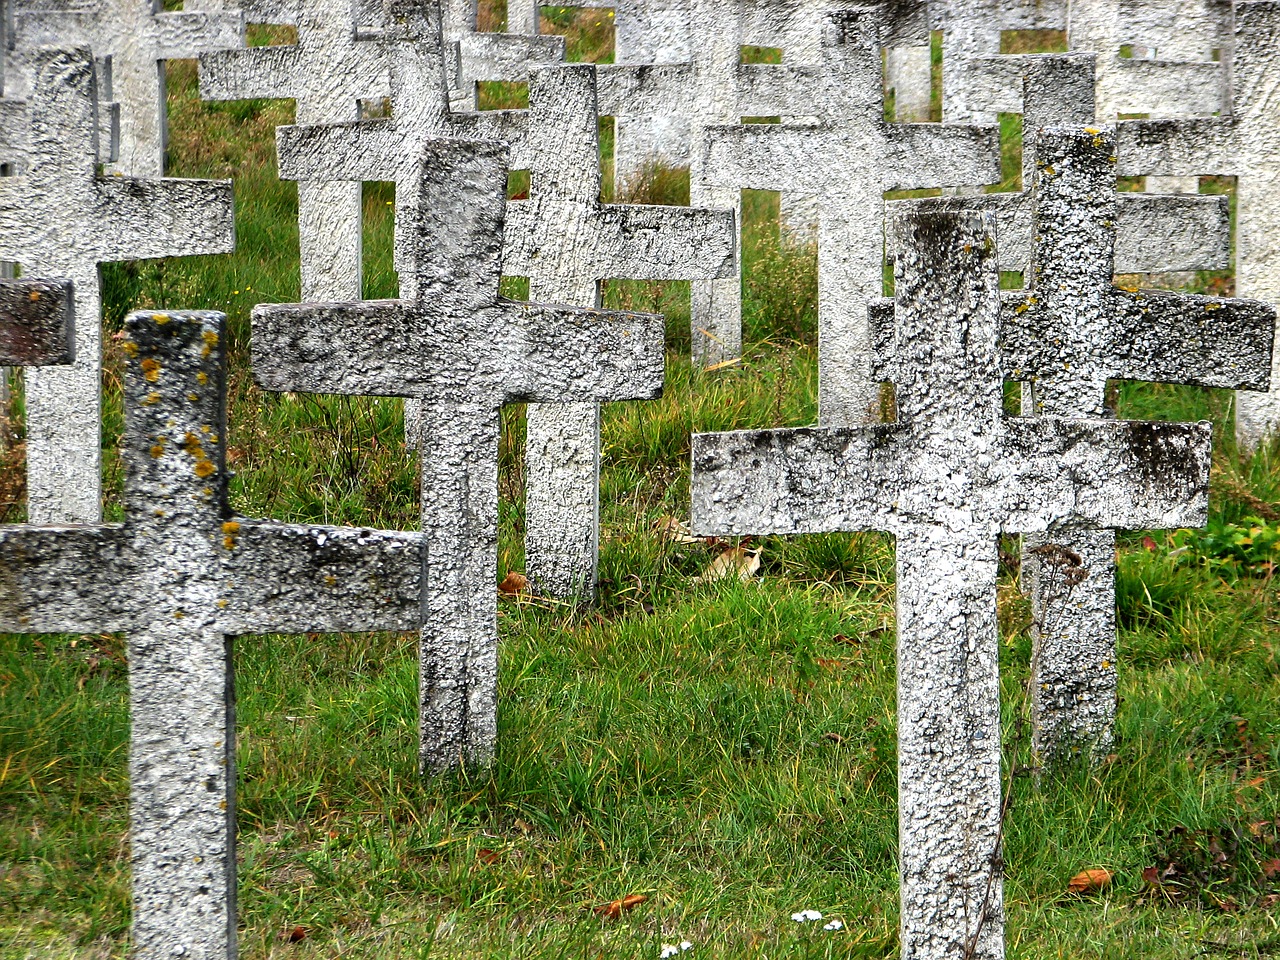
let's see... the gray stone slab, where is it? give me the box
[0,47,233,524]
[254,137,665,773]
[701,6,1000,425]
[0,308,424,960]
[0,277,73,365]
[507,63,734,601]
[1117,2,1280,447]
[691,205,1211,960]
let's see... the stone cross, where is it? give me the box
[0,308,425,960]
[9,0,244,177]
[1117,1,1280,447]
[253,137,665,773]
[893,127,1274,766]
[690,205,1213,960]
[701,6,1000,426]
[440,0,565,110]
[0,277,73,366]
[506,63,735,600]
[0,47,233,524]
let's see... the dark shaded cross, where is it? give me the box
[0,308,425,960]
[0,277,73,365]
[253,138,666,773]
[1118,0,1280,448]
[0,47,233,524]
[690,206,1212,960]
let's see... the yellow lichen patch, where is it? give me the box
[222,521,241,550]
[188,392,200,403]
[194,459,216,478]
[1084,127,1100,135]
[324,574,338,587]
[197,371,208,385]
[217,598,229,609]
[154,509,165,517]
[28,290,40,302]
[141,358,161,382]
[1204,301,1224,311]
[143,391,161,406]
[181,432,205,457]
[152,313,170,325]
[173,609,185,619]
[202,329,219,358]
[150,437,166,458]
[200,424,211,434]
[123,340,138,357]
[1041,164,1056,177]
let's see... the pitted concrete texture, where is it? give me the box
[10,0,243,177]
[691,206,1213,959]
[0,278,73,365]
[508,64,734,601]
[1118,2,1280,448]
[887,42,933,121]
[702,7,999,425]
[440,0,565,110]
[253,138,665,773]
[0,48,232,524]
[0,310,425,960]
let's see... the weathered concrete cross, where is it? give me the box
[0,308,425,960]
[0,277,73,366]
[690,205,1212,960]
[0,47,233,524]
[701,6,1000,426]
[253,138,665,772]
[10,0,243,177]
[1118,1,1280,448]
[507,63,735,600]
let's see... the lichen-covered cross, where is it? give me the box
[690,206,1212,960]
[1118,1,1280,449]
[0,47,233,524]
[0,309,425,960]
[253,138,665,773]
[702,7,1000,426]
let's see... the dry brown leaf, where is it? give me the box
[695,546,761,583]
[1067,868,1114,894]
[1141,866,1160,886]
[1263,858,1280,879]
[513,818,533,835]
[285,926,306,943]
[822,732,845,745]
[593,893,647,919]
[653,516,701,544]
[476,848,500,866]
[499,571,529,595]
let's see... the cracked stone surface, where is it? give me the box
[253,137,665,773]
[691,206,1213,960]
[0,277,73,366]
[0,48,233,524]
[0,309,426,960]
[507,63,734,600]
[1118,1,1280,449]
[701,6,999,425]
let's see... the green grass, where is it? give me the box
[1,13,1279,960]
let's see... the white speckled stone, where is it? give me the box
[691,205,1213,960]
[0,309,426,960]
[0,48,233,524]
[253,138,665,773]
[701,7,1000,425]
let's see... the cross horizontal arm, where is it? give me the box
[884,122,1001,190]
[0,525,134,633]
[457,32,565,82]
[1107,58,1222,117]
[0,278,73,365]
[276,119,403,183]
[95,176,235,261]
[594,63,692,118]
[199,45,303,103]
[223,520,424,635]
[151,12,244,58]
[1116,118,1238,177]
[502,201,736,281]
[702,123,836,193]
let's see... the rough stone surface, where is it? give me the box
[701,7,1000,425]
[253,138,665,773]
[0,278,73,365]
[507,63,734,600]
[442,0,564,109]
[1118,2,1280,448]
[0,47,233,524]
[0,309,425,960]
[10,0,244,177]
[691,206,1212,960]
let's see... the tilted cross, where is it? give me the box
[507,63,735,600]
[0,308,425,960]
[0,277,73,366]
[1118,0,1280,448]
[10,0,243,176]
[701,6,1000,426]
[0,47,233,524]
[690,205,1212,960]
[253,137,666,773]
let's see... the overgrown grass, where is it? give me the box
[1,13,1278,960]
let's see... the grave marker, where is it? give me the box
[690,205,1213,960]
[1117,1,1280,447]
[254,137,665,772]
[0,277,73,365]
[0,47,233,524]
[0,308,426,960]
[701,6,1000,425]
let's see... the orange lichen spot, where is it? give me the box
[143,391,161,406]
[324,574,337,587]
[181,432,205,456]
[28,290,40,301]
[173,609,185,619]
[194,459,216,478]
[201,329,219,358]
[197,371,208,385]
[222,521,241,550]
[150,438,166,458]
[154,509,165,517]
[141,358,161,382]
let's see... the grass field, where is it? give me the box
[1,12,1279,960]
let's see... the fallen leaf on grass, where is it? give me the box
[1142,536,1159,551]
[1263,858,1280,879]
[695,546,761,583]
[285,926,306,943]
[476,848,500,866]
[499,571,529,595]
[1067,868,1114,894]
[593,893,646,918]
[822,732,845,745]
[653,516,702,544]
[1142,866,1161,886]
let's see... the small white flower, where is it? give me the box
[680,943,692,952]
[823,919,843,931]
[790,909,823,923]
[659,944,693,958]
